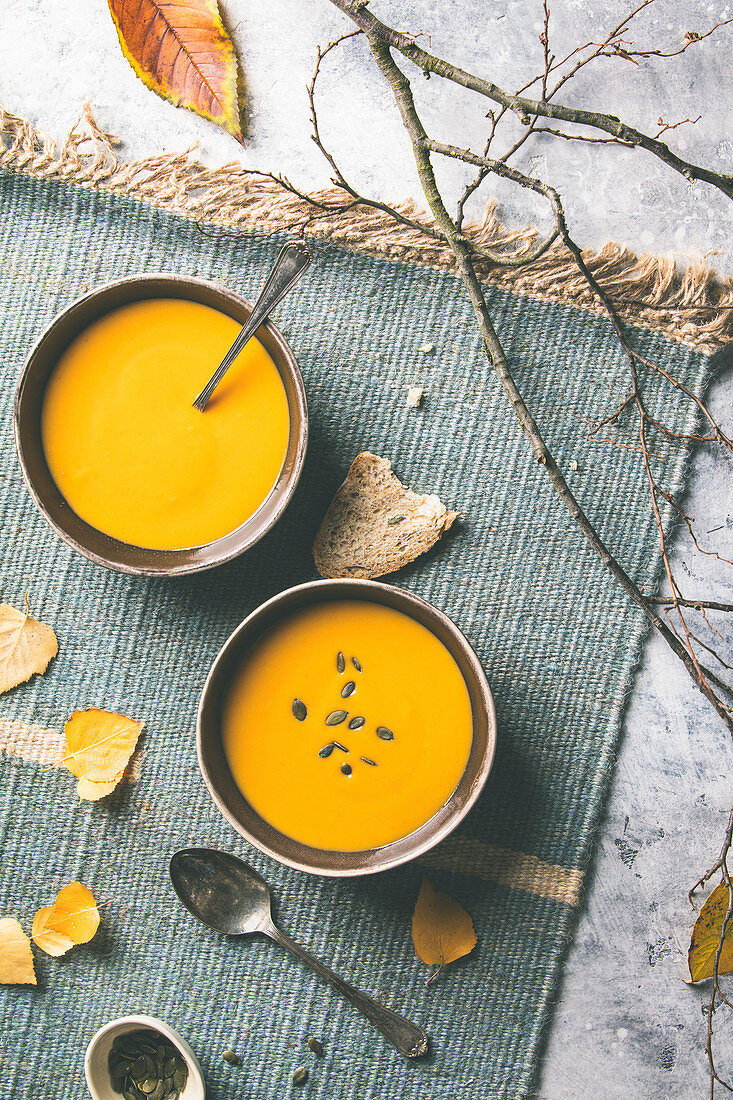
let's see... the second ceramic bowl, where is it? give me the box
[197,578,497,876]
[14,274,308,576]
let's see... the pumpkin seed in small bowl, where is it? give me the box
[85,1015,205,1100]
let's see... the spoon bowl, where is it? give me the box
[170,848,272,936]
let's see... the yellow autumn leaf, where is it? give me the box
[31,906,73,958]
[76,777,121,802]
[0,917,36,984]
[62,709,143,788]
[411,877,477,985]
[688,881,733,982]
[0,601,58,695]
[31,883,100,958]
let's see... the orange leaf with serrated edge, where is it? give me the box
[32,883,100,958]
[62,708,143,798]
[0,918,36,984]
[107,0,244,143]
[411,877,477,985]
[688,881,733,982]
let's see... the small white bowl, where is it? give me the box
[85,1014,206,1100]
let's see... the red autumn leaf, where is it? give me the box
[107,0,244,143]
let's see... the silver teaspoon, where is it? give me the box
[169,848,429,1059]
[192,240,311,412]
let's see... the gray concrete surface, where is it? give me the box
[1,0,732,1095]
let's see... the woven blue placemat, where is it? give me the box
[0,168,714,1098]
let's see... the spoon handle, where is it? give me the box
[192,240,312,411]
[265,921,429,1059]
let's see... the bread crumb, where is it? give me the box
[419,342,435,354]
[407,386,423,407]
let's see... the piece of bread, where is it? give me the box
[313,453,458,579]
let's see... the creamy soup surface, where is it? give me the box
[222,600,474,851]
[41,298,289,550]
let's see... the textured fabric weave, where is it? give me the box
[0,169,713,1099]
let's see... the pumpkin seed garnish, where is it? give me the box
[336,651,345,674]
[351,657,363,672]
[341,762,352,775]
[332,741,348,753]
[387,514,406,526]
[222,1049,241,1065]
[348,716,365,730]
[341,680,356,698]
[307,1037,324,1055]
[318,743,335,758]
[376,726,394,741]
[325,709,347,726]
[361,756,377,766]
[292,699,307,721]
[292,1066,309,1086]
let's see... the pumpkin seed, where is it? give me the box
[130,1056,149,1080]
[325,709,347,726]
[163,1058,176,1077]
[341,681,356,698]
[292,1066,309,1086]
[361,756,377,766]
[148,1083,165,1100]
[318,743,335,758]
[307,1037,324,1055]
[292,699,307,721]
[139,1080,158,1096]
[122,1090,139,1100]
[348,716,365,730]
[341,763,352,775]
[116,1037,140,1058]
[172,1069,187,1091]
[376,726,394,741]
[336,651,345,673]
[222,1050,241,1065]
[332,741,348,753]
[387,514,406,526]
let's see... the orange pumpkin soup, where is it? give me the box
[41,298,289,550]
[222,600,473,851]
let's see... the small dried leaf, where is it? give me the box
[0,917,36,984]
[0,602,58,695]
[31,906,74,958]
[688,881,733,983]
[62,709,143,786]
[76,776,121,802]
[107,0,244,142]
[32,883,100,957]
[411,877,476,984]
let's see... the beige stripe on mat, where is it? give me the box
[0,716,142,782]
[2,717,578,902]
[0,715,63,765]
[418,835,583,907]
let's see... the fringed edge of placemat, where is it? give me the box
[2,103,731,356]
